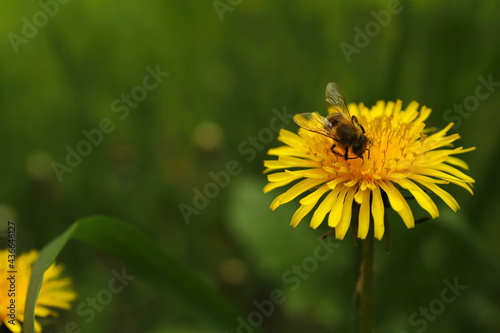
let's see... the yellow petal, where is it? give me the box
[371,186,385,240]
[267,171,301,183]
[35,320,42,333]
[411,167,474,194]
[414,105,432,124]
[416,181,459,212]
[408,174,449,185]
[328,186,349,228]
[354,189,364,204]
[300,183,330,205]
[383,101,395,116]
[270,178,326,210]
[278,128,303,146]
[358,190,371,239]
[445,156,469,170]
[278,156,319,168]
[310,186,342,229]
[263,160,289,171]
[373,100,387,117]
[449,146,476,155]
[34,305,58,317]
[348,103,359,117]
[267,146,305,157]
[378,180,404,212]
[4,319,22,333]
[379,180,414,228]
[428,146,475,156]
[326,177,344,189]
[433,163,475,183]
[264,179,296,193]
[393,178,439,218]
[264,171,303,193]
[300,168,332,178]
[344,179,359,187]
[291,204,315,227]
[400,101,420,124]
[335,188,356,240]
[429,122,454,138]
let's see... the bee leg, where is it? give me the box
[344,147,349,160]
[330,143,343,157]
[330,143,336,154]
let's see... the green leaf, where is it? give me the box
[24,215,249,333]
[24,223,79,332]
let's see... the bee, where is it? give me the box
[294,82,369,160]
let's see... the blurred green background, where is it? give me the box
[1,0,499,332]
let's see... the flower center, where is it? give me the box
[307,115,424,183]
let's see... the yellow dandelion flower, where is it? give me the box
[0,249,77,332]
[264,83,475,240]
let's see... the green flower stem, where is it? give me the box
[359,232,374,333]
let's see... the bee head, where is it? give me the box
[352,135,368,156]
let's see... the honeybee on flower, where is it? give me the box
[264,82,475,240]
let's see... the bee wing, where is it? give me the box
[325,82,351,120]
[293,112,335,138]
